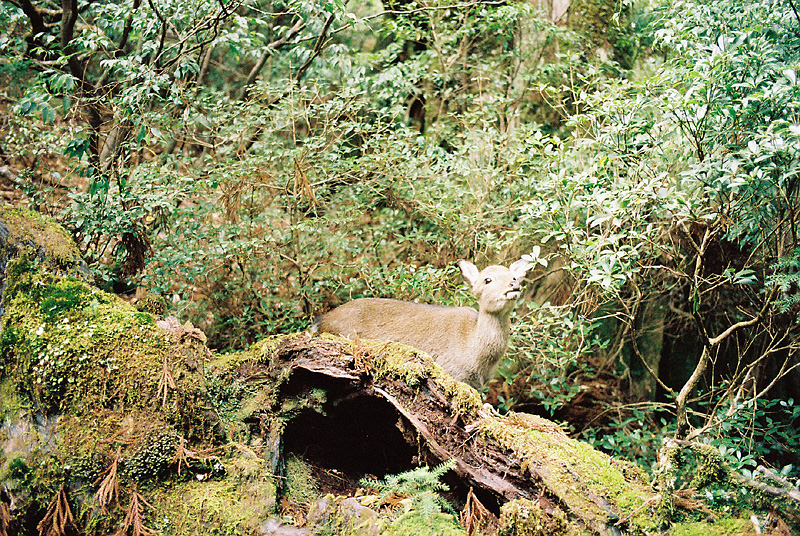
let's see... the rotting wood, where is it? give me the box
[242,334,659,536]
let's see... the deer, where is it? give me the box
[311,258,532,388]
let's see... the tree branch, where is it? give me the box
[788,0,800,25]
[292,12,335,83]
[18,0,48,37]
[239,17,307,101]
[146,0,168,67]
[116,0,140,53]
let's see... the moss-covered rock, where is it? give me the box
[307,495,383,535]
[0,209,273,536]
[0,207,90,307]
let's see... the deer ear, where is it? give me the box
[458,260,480,286]
[509,258,532,278]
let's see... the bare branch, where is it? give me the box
[708,287,778,346]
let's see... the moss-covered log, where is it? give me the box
[231,333,659,535]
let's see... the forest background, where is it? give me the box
[1,0,799,517]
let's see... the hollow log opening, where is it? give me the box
[274,365,494,516]
[282,390,418,477]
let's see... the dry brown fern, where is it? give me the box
[0,499,12,536]
[114,492,156,536]
[171,436,203,477]
[36,483,78,536]
[94,447,121,514]
[156,355,176,408]
[459,487,498,536]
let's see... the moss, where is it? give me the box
[669,518,757,536]
[368,340,435,387]
[476,413,658,534]
[498,499,577,536]
[151,472,277,536]
[381,511,465,536]
[0,206,89,281]
[0,212,290,536]
[0,376,25,422]
[124,428,179,484]
[307,495,383,536]
[687,443,728,489]
[0,253,212,425]
[137,294,168,318]
[284,455,319,505]
[355,337,482,417]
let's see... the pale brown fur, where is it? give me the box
[312,259,531,388]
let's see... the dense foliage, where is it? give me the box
[1,0,799,529]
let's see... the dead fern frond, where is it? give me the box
[157,356,176,408]
[293,157,319,211]
[36,483,78,536]
[460,487,498,536]
[171,436,199,476]
[94,447,121,514]
[114,492,156,536]
[1,499,12,536]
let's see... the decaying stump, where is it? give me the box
[238,334,659,535]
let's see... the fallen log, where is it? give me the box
[237,333,659,535]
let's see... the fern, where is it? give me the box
[360,459,457,515]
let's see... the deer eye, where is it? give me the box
[484,277,493,284]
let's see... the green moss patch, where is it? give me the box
[0,206,90,280]
[150,457,277,536]
[670,518,757,536]
[477,412,657,534]
[498,499,578,536]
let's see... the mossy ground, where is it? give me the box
[669,518,757,536]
